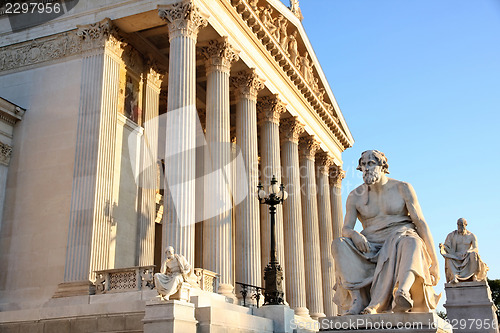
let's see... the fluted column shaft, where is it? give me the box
[257,95,286,295]
[330,168,345,240]
[137,66,163,266]
[64,19,122,286]
[298,137,325,320]
[231,69,264,291]
[201,38,239,296]
[316,154,337,317]
[159,1,208,264]
[280,117,309,317]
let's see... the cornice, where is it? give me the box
[229,0,351,150]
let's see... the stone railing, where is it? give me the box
[94,265,155,294]
[93,266,219,295]
[194,268,219,293]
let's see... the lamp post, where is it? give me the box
[257,175,288,305]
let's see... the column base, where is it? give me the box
[294,306,311,318]
[143,300,197,333]
[310,312,326,321]
[218,283,237,303]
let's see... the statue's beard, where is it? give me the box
[363,170,381,185]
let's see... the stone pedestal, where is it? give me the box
[143,300,197,333]
[444,281,499,333]
[319,313,451,333]
[169,282,193,303]
[253,304,296,333]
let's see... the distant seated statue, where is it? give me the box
[333,150,440,315]
[439,218,488,284]
[154,246,199,300]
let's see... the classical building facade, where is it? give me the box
[0,0,353,331]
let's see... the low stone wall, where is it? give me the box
[0,312,145,333]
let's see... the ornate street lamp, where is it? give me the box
[257,175,288,305]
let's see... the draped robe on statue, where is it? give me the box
[154,254,198,299]
[333,215,441,313]
[441,230,488,282]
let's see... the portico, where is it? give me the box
[0,0,353,325]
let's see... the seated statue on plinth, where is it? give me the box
[333,150,441,315]
[154,246,199,300]
[439,218,488,283]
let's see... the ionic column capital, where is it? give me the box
[280,116,304,144]
[257,94,286,125]
[158,0,208,41]
[201,37,239,74]
[231,68,265,101]
[298,136,320,161]
[316,152,334,176]
[329,167,346,187]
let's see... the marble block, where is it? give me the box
[444,281,499,333]
[253,304,296,333]
[319,313,451,333]
[142,300,197,333]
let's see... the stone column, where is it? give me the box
[280,117,309,317]
[61,19,123,294]
[298,136,325,320]
[315,153,337,317]
[137,64,164,266]
[158,1,208,265]
[329,167,345,240]
[257,95,286,293]
[231,68,264,291]
[200,37,239,297]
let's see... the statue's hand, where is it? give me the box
[430,264,440,286]
[352,232,369,253]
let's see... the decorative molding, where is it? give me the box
[200,37,240,74]
[257,94,286,125]
[122,44,144,75]
[158,0,209,41]
[230,68,265,101]
[229,0,351,150]
[145,60,165,91]
[280,116,304,144]
[0,141,12,166]
[316,152,334,175]
[0,18,125,72]
[329,168,345,188]
[298,136,320,160]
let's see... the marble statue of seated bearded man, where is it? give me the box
[154,246,199,300]
[333,150,441,314]
[439,218,488,283]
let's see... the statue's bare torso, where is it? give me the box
[351,178,411,230]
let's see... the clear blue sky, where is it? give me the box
[295,0,500,303]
